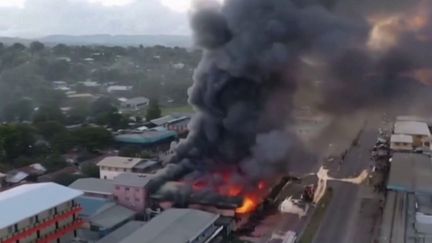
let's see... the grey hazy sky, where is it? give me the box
[0,0,194,37]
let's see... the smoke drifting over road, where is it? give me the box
[170,0,432,182]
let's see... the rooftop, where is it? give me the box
[67,93,96,99]
[123,97,149,105]
[133,160,159,170]
[97,156,144,169]
[5,171,29,184]
[391,134,414,144]
[387,153,432,193]
[120,208,219,243]
[90,205,135,229]
[150,114,191,127]
[415,194,432,215]
[394,121,431,136]
[69,178,115,195]
[0,183,83,228]
[114,130,177,145]
[113,173,153,188]
[76,196,114,218]
[97,221,145,243]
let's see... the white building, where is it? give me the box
[107,86,132,94]
[394,121,431,148]
[390,134,414,151]
[0,183,83,243]
[97,156,145,180]
[120,97,149,111]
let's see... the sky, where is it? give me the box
[0,0,202,37]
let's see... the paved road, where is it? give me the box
[313,122,378,243]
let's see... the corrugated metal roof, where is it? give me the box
[76,196,114,218]
[0,183,83,229]
[114,130,176,145]
[120,209,219,243]
[391,134,413,143]
[90,205,135,229]
[97,156,144,169]
[113,173,152,188]
[394,121,431,136]
[387,153,432,193]
[97,221,145,243]
[69,178,115,195]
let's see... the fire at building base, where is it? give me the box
[142,162,297,231]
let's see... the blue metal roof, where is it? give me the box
[76,196,113,218]
[115,130,177,145]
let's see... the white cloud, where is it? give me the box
[0,0,191,37]
[88,0,135,7]
[160,0,191,12]
[0,0,25,8]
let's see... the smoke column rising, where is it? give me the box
[170,0,432,182]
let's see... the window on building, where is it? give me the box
[125,187,130,191]
[135,197,140,202]
[7,226,14,233]
[135,188,139,192]
[125,197,130,201]
[115,186,120,190]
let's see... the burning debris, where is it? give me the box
[161,0,432,216]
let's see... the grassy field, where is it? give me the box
[161,105,194,116]
[298,188,334,243]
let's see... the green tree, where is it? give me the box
[53,44,70,56]
[51,132,76,153]
[44,60,70,81]
[66,105,89,125]
[96,112,128,130]
[53,173,83,186]
[35,121,67,140]
[81,163,100,178]
[2,98,33,122]
[33,105,65,124]
[91,97,117,115]
[43,153,68,172]
[10,43,26,51]
[0,124,36,160]
[29,41,45,54]
[146,98,162,121]
[72,127,113,152]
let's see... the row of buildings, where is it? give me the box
[0,181,228,243]
[380,116,432,242]
[0,154,233,243]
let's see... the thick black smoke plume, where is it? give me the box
[170,0,432,182]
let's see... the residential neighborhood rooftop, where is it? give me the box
[0,183,83,229]
[114,130,177,145]
[97,221,145,243]
[150,114,190,126]
[90,205,135,229]
[394,121,431,136]
[120,208,219,243]
[390,134,414,143]
[113,173,153,188]
[97,156,144,169]
[69,178,115,195]
[387,153,432,193]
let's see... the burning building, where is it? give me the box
[149,0,432,227]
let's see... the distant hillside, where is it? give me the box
[0,34,192,47]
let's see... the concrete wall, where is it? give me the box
[114,185,147,212]
[0,200,78,242]
[390,142,413,151]
[100,166,132,180]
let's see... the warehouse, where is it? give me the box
[120,208,229,243]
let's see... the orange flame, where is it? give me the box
[236,196,258,214]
